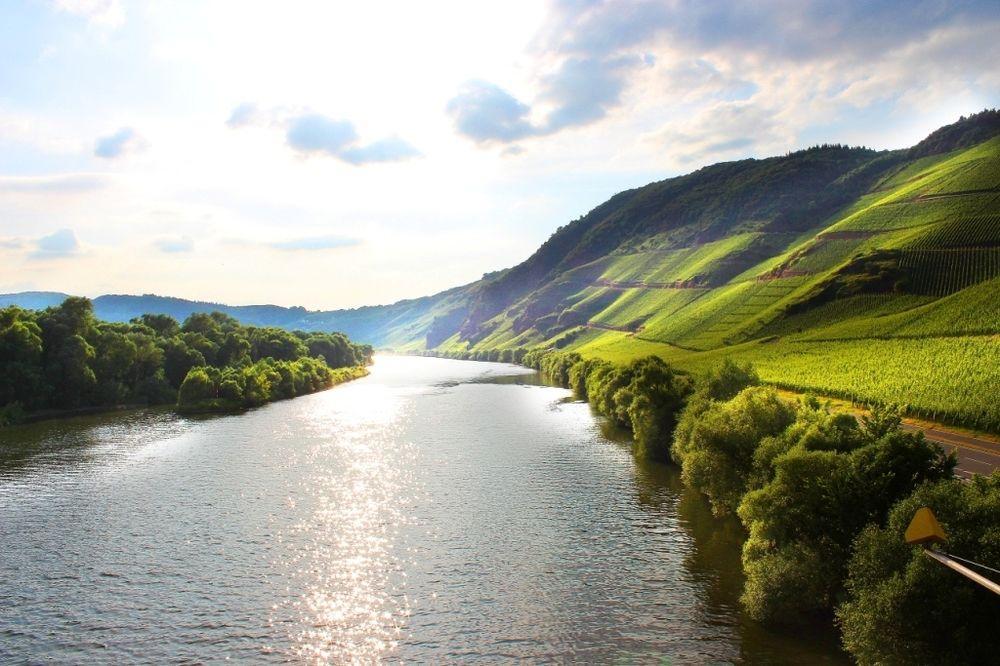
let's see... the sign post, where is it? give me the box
[905,506,1000,596]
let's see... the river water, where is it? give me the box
[0,355,846,664]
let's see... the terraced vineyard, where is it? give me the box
[900,248,1000,295]
[426,114,1000,432]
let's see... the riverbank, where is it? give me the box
[1,366,370,426]
[176,364,368,415]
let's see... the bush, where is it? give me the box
[177,367,216,407]
[672,360,760,466]
[674,386,796,515]
[838,474,1000,665]
[738,421,954,623]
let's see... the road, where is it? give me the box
[774,389,999,479]
[902,422,1000,480]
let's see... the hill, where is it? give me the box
[5,109,999,429]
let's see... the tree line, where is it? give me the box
[0,297,372,423]
[488,346,996,665]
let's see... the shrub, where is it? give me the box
[838,474,1000,665]
[674,386,796,515]
[177,367,216,407]
[738,424,954,623]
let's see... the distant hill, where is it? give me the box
[0,285,473,348]
[0,291,71,310]
[6,109,999,429]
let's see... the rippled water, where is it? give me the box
[0,355,847,663]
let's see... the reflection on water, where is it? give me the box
[0,355,847,663]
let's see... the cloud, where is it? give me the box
[340,137,422,165]
[284,113,419,165]
[661,59,757,103]
[447,58,649,145]
[0,173,108,195]
[286,114,359,155]
[52,0,125,29]
[543,0,999,62]
[267,235,361,251]
[94,127,144,159]
[653,101,790,163]
[446,81,536,144]
[225,102,261,128]
[540,55,645,130]
[227,104,421,165]
[32,228,80,259]
[153,236,194,253]
[449,0,1000,149]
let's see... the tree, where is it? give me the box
[0,307,44,408]
[674,386,796,515]
[181,312,223,342]
[47,334,97,408]
[162,338,206,388]
[672,360,760,466]
[133,313,179,337]
[177,367,216,407]
[91,328,138,404]
[839,474,1000,665]
[738,425,954,623]
[625,356,692,460]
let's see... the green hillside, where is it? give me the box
[421,110,1000,431]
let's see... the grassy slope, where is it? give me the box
[435,130,1000,430]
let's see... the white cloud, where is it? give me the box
[94,127,145,159]
[32,228,81,259]
[0,174,108,194]
[153,236,194,253]
[52,0,124,29]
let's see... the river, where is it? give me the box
[0,355,847,663]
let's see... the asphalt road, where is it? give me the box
[774,389,1000,480]
[902,423,1000,480]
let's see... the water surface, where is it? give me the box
[0,355,846,663]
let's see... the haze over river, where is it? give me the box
[0,355,845,663]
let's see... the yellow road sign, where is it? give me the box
[905,507,948,546]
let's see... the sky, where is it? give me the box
[0,1,997,310]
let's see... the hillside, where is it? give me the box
[5,110,999,429]
[424,110,1000,430]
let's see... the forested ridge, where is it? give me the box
[0,297,372,424]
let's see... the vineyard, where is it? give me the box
[421,118,1000,433]
[746,337,1000,432]
[899,247,1000,295]
[575,332,1000,432]
[904,213,1000,248]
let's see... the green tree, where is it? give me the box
[675,386,796,515]
[738,427,954,623]
[624,356,692,460]
[177,367,216,407]
[672,360,760,466]
[838,474,1000,665]
[162,338,206,388]
[133,313,179,337]
[0,307,44,409]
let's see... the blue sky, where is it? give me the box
[0,0,997,309]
